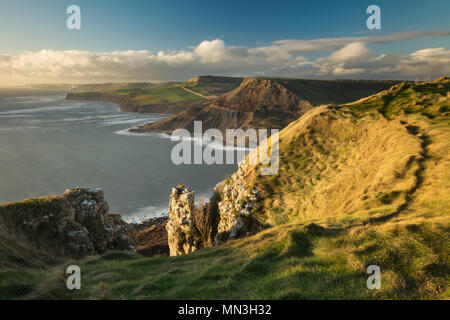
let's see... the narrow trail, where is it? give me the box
[181,87,216,100]
[367,121,429,225]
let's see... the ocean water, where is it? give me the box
[0,88,238,221]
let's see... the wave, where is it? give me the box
[0,114,32,118]
[0,95,64,105]
[125,205,169,224]
[115,127,254,152]
[101,118,157,126]
[170,134,253,151]
[113,128,158,136]
[0,126,39,131]
[0,104,84,115]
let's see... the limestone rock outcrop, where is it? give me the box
[166,185,201,256]
[214,161,262,245]
[165,162,264,255]
[0,188,136,258]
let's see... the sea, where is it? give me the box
[0,88,238,222]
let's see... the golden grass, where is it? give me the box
[238,78,449,230]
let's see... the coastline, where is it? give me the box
[66,92,189,114]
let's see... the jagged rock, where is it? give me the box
[163,162,263,251]
[166,185,201,256]
[0,188,136,258]
[164,162,263,250]
[214,161,262,245]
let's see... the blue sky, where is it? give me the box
[0,0,449,84]
[1,0,449,54]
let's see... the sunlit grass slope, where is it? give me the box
[2,78,449,300]
[239,77,450,228]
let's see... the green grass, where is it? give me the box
[131,86,203,105]
[69,76,244,106]
[9,219,447,300]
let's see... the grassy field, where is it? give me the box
[67,76,244,106]
[1,78,448,300]
[131,86,204,105]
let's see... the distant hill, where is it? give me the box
[266,78,404,105]
[132,77,313,136]
[64,76,401,118]
[64,76,243,113]
[133,77,403,137]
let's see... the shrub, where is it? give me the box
[192,194,219,247]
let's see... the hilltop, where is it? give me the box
[132,77,313,135]
[184,76,244,97]
[218,77,450,228]
[132,77,402,136]
[0,78,448,300]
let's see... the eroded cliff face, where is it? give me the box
[214,161,262,244]
[0,188,136,258]
[134,77,313,135]
[166,185,202,256]
[166,164,263,255]
[66,92,187,114]
[216,77,311,111]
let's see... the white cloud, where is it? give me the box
[0,31,449,85]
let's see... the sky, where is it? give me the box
[0,0,449,85]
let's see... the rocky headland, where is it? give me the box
[65,91,189,114]
[131,77,313,136]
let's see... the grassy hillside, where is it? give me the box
[134,77,313,135]
[1,78,448,300]
[131,86,203,105]
[241,78,449,227]
[266,78,403,105]
[66,77,244,108]
[15,219,448,300]
[184,76,244,96]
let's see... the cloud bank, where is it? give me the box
[1,31,449,85]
